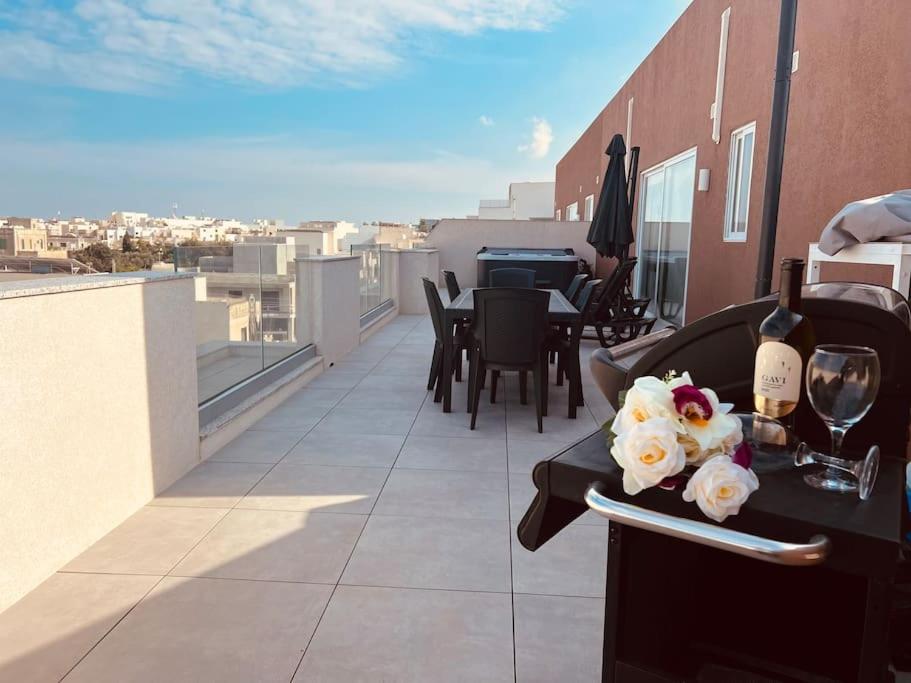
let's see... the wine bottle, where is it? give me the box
[753,258,815,418]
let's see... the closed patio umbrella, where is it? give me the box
[587,133,634,260]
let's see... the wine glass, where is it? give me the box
[738,413,880,499]
[804,345,881,493]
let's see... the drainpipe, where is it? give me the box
[754,0,798,298]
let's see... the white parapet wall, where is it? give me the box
[295,255,361,364]
[398,249,440,314]
[423,219,597,288]
[0,272,200,613]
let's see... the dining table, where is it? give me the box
[440,287,580,413]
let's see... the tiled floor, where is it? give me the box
[0,313,617,683]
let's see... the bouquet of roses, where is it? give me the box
[607,371,759,522]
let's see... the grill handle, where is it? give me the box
[585,486,830,566]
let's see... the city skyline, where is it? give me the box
[0,0,688,224]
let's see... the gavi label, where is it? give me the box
[753,340,801,402]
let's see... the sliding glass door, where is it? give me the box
[635,149,696,327]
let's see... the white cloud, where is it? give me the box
[518,117,554,159]
[479,115,495,127]
[0,0,566,92]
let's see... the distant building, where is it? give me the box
[111,211,149,228]
[0,224,65,258]
[477,182,556,220]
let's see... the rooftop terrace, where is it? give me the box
[0,312,615,682]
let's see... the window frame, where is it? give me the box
[723,122,756,243]
[566,202,579,221]
[584,194,594,221]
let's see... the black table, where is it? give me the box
[518,430,907,681]
[441,288,580,413]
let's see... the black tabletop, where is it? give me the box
[518,429,907,578]
[445,288,580,323]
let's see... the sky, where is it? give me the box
[0,0,689,224]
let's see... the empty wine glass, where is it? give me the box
[738,413,879,499]
[804,345,881,493]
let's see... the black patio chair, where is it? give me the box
[549,278,602,418]
[563,273,589,305]
[422,277,469,400]
[489,267,535,288]
[469,288,550,432]
[442,270,461,302]
[586,258,655,347]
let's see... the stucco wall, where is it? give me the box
[0,274,200,612]
[423,219,596,288]
[295,256,361,364]
[398,249,440,314]
[555,0,911,321]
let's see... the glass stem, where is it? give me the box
[829,426,847,459]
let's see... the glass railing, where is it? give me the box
[352,244,394,315]
[174,244,309,403]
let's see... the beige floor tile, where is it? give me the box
[506,403,600,443]
[511,523,608,597]
[336,385,428,411]
[306,371,364,389]
[171,508,365,583]
[295,586,514,682]
[513,594,604,683]
[283,432,405,467]
[209,429,305,463]
[0,572,158,683]
[373,469,508,520]
[341,515,511,592]
[410,400,506,439]
[63,506,228,575]
[247,413,323,433]
[395,435,507,472]
[150,462,271,509]
[65,577,331,683]
[239,463,389,514]
[311,405,419,436]
[507,438,565,474]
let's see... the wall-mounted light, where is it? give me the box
[697,169,711,192]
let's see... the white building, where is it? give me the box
[476,181,556,220]
[111,211,150,228]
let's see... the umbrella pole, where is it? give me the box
[623,146,641,262]
[627,146,640,212]
[754,0,798,298]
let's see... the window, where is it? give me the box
[228,289,242,298]
[566,202,579,221]
[584,195,595,221]
[555,209,561,221]
[723,123,756,241]
[261,291,280,312]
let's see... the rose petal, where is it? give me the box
[658,474,687,490]
[671,385,714,421]
[732,441,753,469]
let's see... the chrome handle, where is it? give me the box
[584,486,830,566]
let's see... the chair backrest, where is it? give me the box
[442,270,461,302]
[590,258,638,321]
[422,277,446,343]
[623,291,911,457]
[564,273,589,304]
[472,288,551,366]
[570,279,602,343]
[489,267,536,288]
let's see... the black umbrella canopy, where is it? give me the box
[587,133,634,260]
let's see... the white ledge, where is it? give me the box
[0,271,195,300]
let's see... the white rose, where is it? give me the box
[611,417,686,495]
[682,455,759,523]
[612,376,679,436]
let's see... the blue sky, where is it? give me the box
[0,1,688,224]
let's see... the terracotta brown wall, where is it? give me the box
[555,0,911,322]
